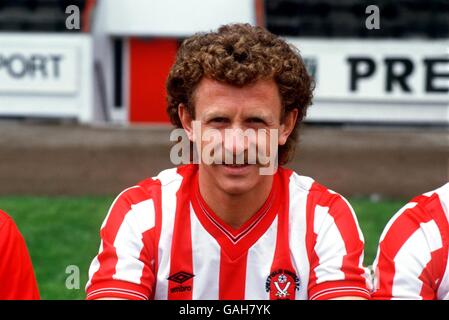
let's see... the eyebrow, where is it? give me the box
[201,111,228,121]
[201,110,274,121]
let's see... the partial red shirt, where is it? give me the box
[372,183,449,300]
[0,210,40,300]
[86,164,370,300]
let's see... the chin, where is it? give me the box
[214,164,261,195]
[217,179,255,195]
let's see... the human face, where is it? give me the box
[179,77,297,195]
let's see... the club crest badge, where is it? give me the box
[265,269,300,299]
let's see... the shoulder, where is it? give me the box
[282,169,359,238]
[115,166,192,205]
[284,168,352,210]
[0,210,25,249]
[102,166,195,228]
[388,183,449,232]
[420,183,449,226]
[0,209,13,227]
[0,210,17,235]
[380,183,449,253]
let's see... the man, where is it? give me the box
[372,183,449,300]
[86,24,369,300]
[0,209,40,300]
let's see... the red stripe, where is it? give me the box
[167,167,195,300]
[139,228,156,298]
[269,168,297,300]
[89,185,155,291]
[137,179,163,298]
[196,191,273,244]
[317,189,365,283]
[306,182,367,299]
[219,251,248,300]
[410,194,430,204]
[305,182,321,296]
[311,288,370,300]
[87,288,147,300]
[374,206,432,299]
[144,179,163,300]
[419,193,449,299]
[191,169,280,261]
[418,248,444,299]
[86,279,149,300]
[308,280,371,300]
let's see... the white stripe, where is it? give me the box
[339,195,369,288]
[310,287,370,300]
[421,221,443,252]
[339,196,364,244]
[434,183,449,223]
[437,249,449,300]
[392,223,437,299]
[327,192,365,270]
[289,173,312,300]
[87,287,148,300]
[379,202,418,242]
[190,206,221,299]
[86,241,102,289]
[101,186,141,230]
[423,183,449,300]
[313,205,346,284]
[86,186,141,290]
[372,201,420,291]
[153,169,183,299]
[244,217,278,299]
[87,289,147,300]
[113,199,156,284]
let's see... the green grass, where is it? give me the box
[351,198,404,263]
[0,196,405,299]
[0,196,113,300]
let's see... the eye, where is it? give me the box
[247,117,266,124]
[209,117,229,124]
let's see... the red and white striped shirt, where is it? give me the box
[86,164,370,300]
[372,183,449,300]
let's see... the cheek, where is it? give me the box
[197,128,225,162]
[255,129,279,155]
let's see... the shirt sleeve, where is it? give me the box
[0,212,40,300]
[307,191,370,300]
[372,201,446,300]
[86,186,157,300]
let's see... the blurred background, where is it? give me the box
[0,0,448,299]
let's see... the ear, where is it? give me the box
[178,103,194,141]
[279,109,298,146]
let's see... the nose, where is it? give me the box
[223,126,248,156]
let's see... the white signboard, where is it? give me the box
[0,46,78,94]
[288,38,449,124]
[0,34,93,123]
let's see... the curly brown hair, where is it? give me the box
[166,23,314,165]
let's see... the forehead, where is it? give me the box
[193,78,281,115]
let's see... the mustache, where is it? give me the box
[201,144,272,165]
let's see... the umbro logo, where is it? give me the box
[167,271,195,284]
[168,271,194,294]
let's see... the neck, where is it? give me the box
[198,169,274,230]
